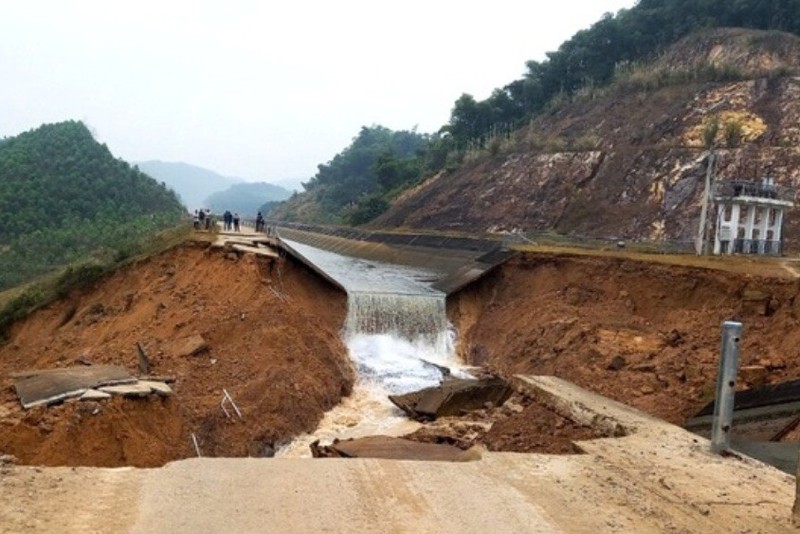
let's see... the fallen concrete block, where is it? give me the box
[99,383,153,398]
[311,435,482,462]
[141,381,173,397]
[79,389,112,401]
[389,377,512,421]
[12,365,136,409]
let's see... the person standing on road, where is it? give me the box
[233,212,240,232]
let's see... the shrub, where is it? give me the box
[723,120,744,147]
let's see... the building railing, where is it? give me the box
[714,180,795,202]
[726,238,783,255]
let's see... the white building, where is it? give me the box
[713,178,794,255]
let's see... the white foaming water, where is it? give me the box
[277,329,466,458]
[276,239,468,458]
[346,329,465,395]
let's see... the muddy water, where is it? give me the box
[277,239,467,457]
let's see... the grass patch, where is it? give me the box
[0,222,193,340]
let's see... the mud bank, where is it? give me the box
[0,242,353,467]
[449,252,800,424]
[4,244,800,467]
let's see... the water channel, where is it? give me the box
[277,239,468,456]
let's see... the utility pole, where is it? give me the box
[696,144,716,255]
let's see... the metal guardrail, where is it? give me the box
[247,220,786,257]
[500,232,697,255]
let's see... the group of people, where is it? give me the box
[192,209,270,234]
[222,210,241,232]
[192,209,213,230]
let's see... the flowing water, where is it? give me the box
[277,239,467,457]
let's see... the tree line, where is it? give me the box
[273,0,800,225]
[0,121,186,289]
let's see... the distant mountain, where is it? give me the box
[0,121,185,289]
[205,182,292,217]
[136,160,240,210]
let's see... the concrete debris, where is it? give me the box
[141,380,173,397]
[99,383,156,398]
[310,435,482,462]
[389,377,512,421]
[137,375,177,383]
[420,359,451,377]
[12,365,136,409]
[79,389,112,401]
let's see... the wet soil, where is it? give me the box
[449,252,800,425]
[403,393,607,454]
[0,241,353,467]
[3,243,800,467]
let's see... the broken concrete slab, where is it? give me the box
[231,243,279,259]
[167,334,208,357]
[12,365,136,409]
[310,435,482,462]
[99,383,153,398]
[389,377,512,421]
[141,381,173,397]
[79,389,112,401]
[137,375,177,383]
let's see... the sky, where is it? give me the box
[1,0,636,188]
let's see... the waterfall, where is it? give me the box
[344,291,457,394]
[344,292,448,345]
[276,239,465,456]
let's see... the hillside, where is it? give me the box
[136,161,239,210]
[268,1,800,229]
[374,29,800,248]
[270,126,430,225]
[0,121,185,289]
[205,181,291,218]
[0,241,351,466]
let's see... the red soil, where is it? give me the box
[0,241,353,467]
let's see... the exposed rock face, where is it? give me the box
[376,30,800,249]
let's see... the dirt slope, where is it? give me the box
[450,251,800,424]
[0,241,353,467]
[375,29,800,247]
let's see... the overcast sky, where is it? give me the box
[1,0,636,188]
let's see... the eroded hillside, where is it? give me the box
[0,241,352,467]
[450,251,800,424]
[376,29,800,248]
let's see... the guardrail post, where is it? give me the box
[711,321,742,454]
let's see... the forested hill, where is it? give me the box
[0,121,185,289]
[269,126,431,224]
[270,0,800,227]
